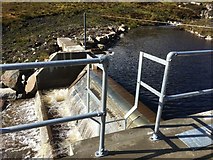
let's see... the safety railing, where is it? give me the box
[0,53,109,157]
[124,50,213,140]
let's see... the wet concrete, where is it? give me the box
[68,110,212,159]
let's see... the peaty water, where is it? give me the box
[109,26,212,119]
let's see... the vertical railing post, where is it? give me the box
[124,52,144,129]
[134,52,144,108]
[84,12,87,50]
[86,63,90,113]
[151,55,172,141]
[95,57,109,157]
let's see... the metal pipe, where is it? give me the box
[166,88,213,101]
[152,55,172,141]
[88,88,101,106]
[84,12,87,50]
[143,53,167,66]
[0,58,103,71]
[175,50,213,56]
[87,64,90,113]
[95,58,109,157]
[1,112,103,134]
[140,81,161,98]
[124,52,144,126]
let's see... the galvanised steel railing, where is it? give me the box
[125,50,213,140]
[0,53,109,157]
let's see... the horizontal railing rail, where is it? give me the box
[0,54,109,157]
[1,112,103,134]
[0,56,106,71]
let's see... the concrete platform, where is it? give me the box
[66,110,212,159]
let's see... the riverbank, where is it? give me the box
[2,2,212,64]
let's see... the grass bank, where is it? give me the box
[2,2,211,63]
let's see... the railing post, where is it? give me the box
[84,12,87,50]
[87,63,90,113]
[95,57,109,157]
[124,51,144,129]
[151,55,171,141]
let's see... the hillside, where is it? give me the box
[2,2,212,63]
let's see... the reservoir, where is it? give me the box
[109,26,212,120]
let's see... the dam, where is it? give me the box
[1,36,212,158]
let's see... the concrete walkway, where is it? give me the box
[66,110,212,159]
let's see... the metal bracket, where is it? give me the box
[95,149,108,157]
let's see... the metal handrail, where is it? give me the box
[125,50,213,140]
[0,54,109,157]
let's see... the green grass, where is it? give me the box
[2,2,204,27]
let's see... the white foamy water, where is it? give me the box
[1,98,41,159]
[41,88,83,158]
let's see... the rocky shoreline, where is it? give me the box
[185,28,212,41]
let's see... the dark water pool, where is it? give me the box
[109,26,212,120]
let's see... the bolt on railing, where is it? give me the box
[0,53,109,157]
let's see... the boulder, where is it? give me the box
[1,69,34,95]
[1,70,20,90]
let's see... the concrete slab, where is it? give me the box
[66,110,212,159]
[57,38,84,52]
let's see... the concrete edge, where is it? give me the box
[34,91,54,158]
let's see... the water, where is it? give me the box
[109,26,212,119]
[1,99,41,158]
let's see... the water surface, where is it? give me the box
[109,26,212,119]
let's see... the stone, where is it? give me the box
[0,88,16,99]
[0,99,6,111]
[1,69,34,95]
[25,73,37,95]
[97,44,105,50]
[117,24,128,33]
[1,70,20,89]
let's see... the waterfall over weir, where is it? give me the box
[36,68,153,158]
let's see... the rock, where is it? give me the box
[25,73,37,95]
[119,33,125,38]
[96,35,108,44]
[107,31,116,39]
[0,88,16,99]
[1,69,34,95]
[97,44,105,50]
[0,99,6,111]
[1,70,20,89]
[205,35,212,40]
[201,3,213,19]
[117,24,128,33]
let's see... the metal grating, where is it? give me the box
[176,124,213,149]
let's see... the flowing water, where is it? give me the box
[1,99,40,158]
[109,26,212,119]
